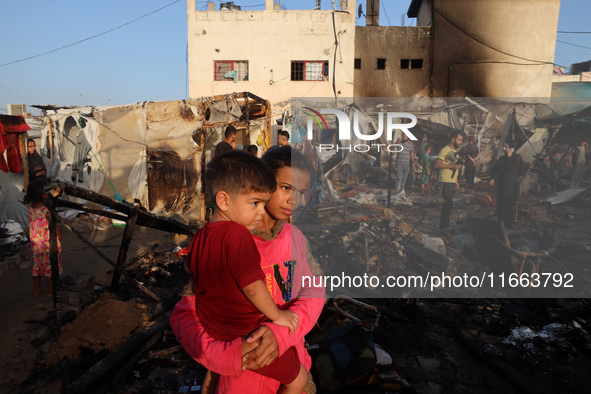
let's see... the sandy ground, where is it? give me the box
[1,185,591,393]
[0,223,178,391]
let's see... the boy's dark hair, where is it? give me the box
[247,144,258,155]
[278,130,290,140]
[224,125,237,139]
[204,150,276,200]
[261,146,314,176]
[24,179,46,205]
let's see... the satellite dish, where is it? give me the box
[358,4,364,18]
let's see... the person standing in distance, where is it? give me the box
[395,134,416,194]
[434,131,463,231]
[488,141,526,229]
[569,139,589,189]
[277,130,290,147]
[214,126,238,158]
[463,136,480,191]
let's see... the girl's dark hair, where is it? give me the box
[261,146,313,176]
[24,180,45,204]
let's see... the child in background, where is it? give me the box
[421,145,433,195]
[25,180,62,297]
[187,150,308,394]
[247,144,259,156]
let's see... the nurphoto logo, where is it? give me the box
[303,107,418,152]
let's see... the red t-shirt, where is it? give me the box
[187,221,266,340]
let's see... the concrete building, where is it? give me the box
[187,0,561,108]
[407,0,561,97]
[353,26,432,97]
[186,0,356,121]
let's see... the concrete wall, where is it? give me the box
[416,0,433,26]
[552,75,582,83]
[186,0,356,121]
[429,0,560,97]
[354,26,431,97]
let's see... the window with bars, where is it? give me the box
[291,61,329,81]
[400,59,423,69]
[214,61,249,81]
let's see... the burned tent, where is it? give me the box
[33,92,271,222]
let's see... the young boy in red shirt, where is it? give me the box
[187,150,307,393]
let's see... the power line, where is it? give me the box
[380,0,391,26]
[434,8,553,66]
[558,31,591,34]
[556,40,591,50]
[0,0,181,68]
[0,81,32,104]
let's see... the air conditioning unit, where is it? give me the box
[7,104,27,116]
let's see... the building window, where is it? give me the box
[291,61,329,81]
[401,59,423,69]
[377,58,386,70]
[214,61,249,81]
[354,58,361,69]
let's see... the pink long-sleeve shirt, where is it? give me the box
[170,223,325,393]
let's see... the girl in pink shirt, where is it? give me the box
[170,147,324,393]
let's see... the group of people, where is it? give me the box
[393,131,522,231]
[213,126,258,158]
[171,145,324,393]
[393,131,587,231]
[432,132,532,231]
[25,118,588,393]
[23,139,64,297]
[214,126,291,159]
[24,124,321,393]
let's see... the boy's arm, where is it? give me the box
[242,280,281,321]
[242,280,299,334]
[169,295,243,376]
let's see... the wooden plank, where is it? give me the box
[111,204,140,287]
[67,311,171,393]
[59,220,160,302]
[56,200,128,222]
[47,116,54,166]
[61,183,195,236]
[47,197,60,307]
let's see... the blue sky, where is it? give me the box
[0,0,590,114]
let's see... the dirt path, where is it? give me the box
[0,224,177,389]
